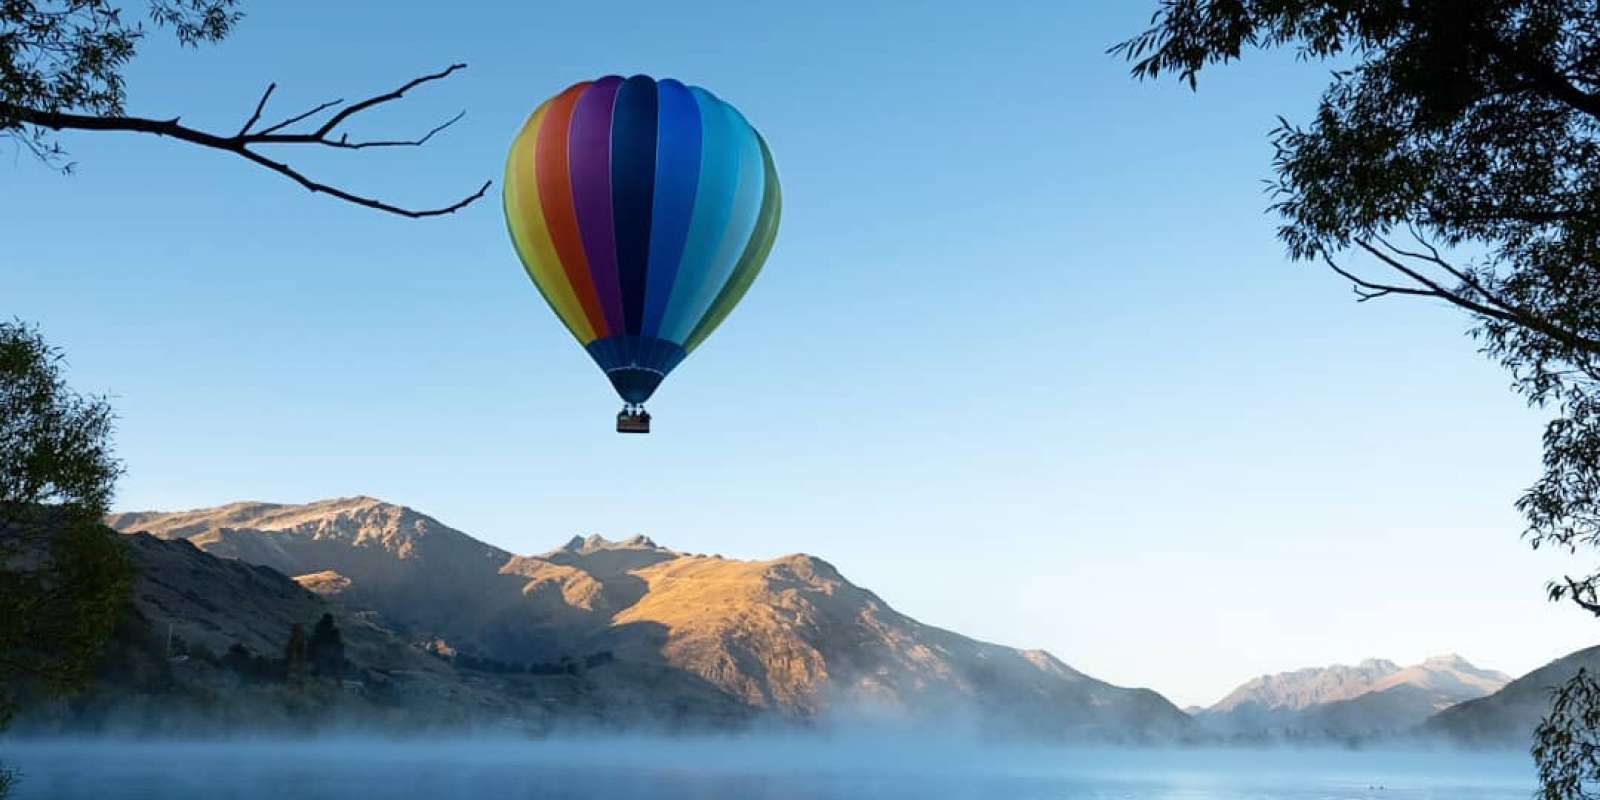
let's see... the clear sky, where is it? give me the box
[4,1,1596,708]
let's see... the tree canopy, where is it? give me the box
[0,320,120,523]
[0,323,136,800]
[1,1,240,144]
[1116,3,1600,795]
[308,612,346,679]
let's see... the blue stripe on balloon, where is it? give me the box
[640,79,703,339]
[660,97,765,344]
[657,88,744,344]
[610,75,658,337]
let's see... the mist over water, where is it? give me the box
[0,736,1532,800]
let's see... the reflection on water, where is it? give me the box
[0,737,1532,799]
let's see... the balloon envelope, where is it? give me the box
[503,75,781,404]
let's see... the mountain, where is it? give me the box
[1425,645,1600,745]
[1211,658,1404,713]
[107,497,1194,739]
[108,498,525,646]
[1198,655,1510,739]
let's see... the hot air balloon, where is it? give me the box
[503,75,781,433]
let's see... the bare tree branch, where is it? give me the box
[1557,575,1600,616]
[256,98,342,136]
[254,109,466,150]
[1371,234,1530,318]
[230,148,489,218]
[236,82,274,136]
[3,64,487,218]
[309,63,465,138]
[1332,239,1600,357]
[1320,251,1434,302]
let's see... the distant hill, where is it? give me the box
[1198,655,1509,739]
[1425,645,1600,745]
[107,497,1194,739]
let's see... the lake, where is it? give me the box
[0,737,1533,799]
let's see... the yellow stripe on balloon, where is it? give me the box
[506,103,596,343]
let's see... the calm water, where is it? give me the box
[0,737,1532,799]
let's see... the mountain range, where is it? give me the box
[76,495,1593,743]
[1195,655,1511,739]
[103,496,1192,739]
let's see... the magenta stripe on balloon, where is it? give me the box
[567,76,626,334]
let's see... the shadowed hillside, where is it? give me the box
[1425,645,1600,746]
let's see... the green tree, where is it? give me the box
[1115,3,1600,795]
[0,322,136,797]
[282,623,307,682]
[221,642,274,683]
[0,520,136,723]
[307,613,346,679]
[0,321,120,525]
[2,1,486,217]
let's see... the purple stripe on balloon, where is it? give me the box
[568,76,626,335]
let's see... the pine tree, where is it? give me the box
[307,613,346,679]
[282,623,307,681]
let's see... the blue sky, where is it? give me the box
[4,1,1595,707]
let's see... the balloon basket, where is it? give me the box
[616,405,651,434]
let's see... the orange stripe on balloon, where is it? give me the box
[536,82,610,338]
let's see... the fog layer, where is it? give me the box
[0,735,1533,800]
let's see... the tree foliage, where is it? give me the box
[220,641,277,683]
[0,515,136,725]
[1115,3,1600,794]
[0,323,134,797]
[219,616,349,684]
[307,612,345,678]
[282,622,307,681]
[0,320,120,524]
[1,1,486,216]
[1,1,240,160]
[1538,669,1600,799]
